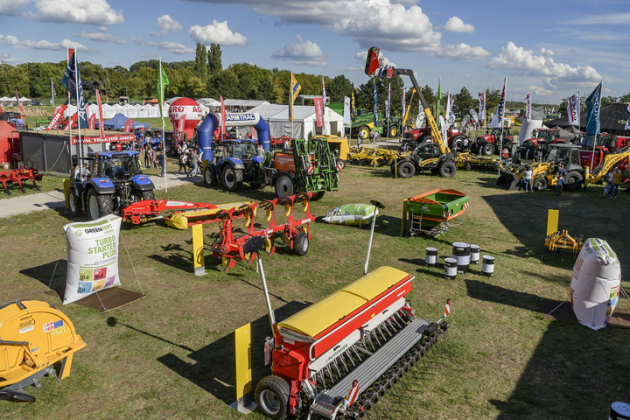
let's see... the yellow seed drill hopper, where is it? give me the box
[0,300,86,402]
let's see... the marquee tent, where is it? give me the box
[544,103,630,136]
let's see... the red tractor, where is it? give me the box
[400,126,468,151]
[471,127,514,156]
[519,127,582,160]
[580,134,629,172]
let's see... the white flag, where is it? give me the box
[479,91,486,123]
[567,92,580,126]
[343,96,351,125]
[490,78,507,129]
[525,92,532,122]
[445,89,454,123]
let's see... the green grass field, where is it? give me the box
[0,164,628,420]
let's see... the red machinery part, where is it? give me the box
[120,199,217,224]
[0,167,43,195]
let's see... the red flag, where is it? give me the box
[220,96,226,139]
[88,113,96,130]
[67,48,75,62]
[14,88,24,116]
[96,89,105,139]
[177,115,186,143]
[47,105,67,130]
[444,298,451,318]
[66,113,78,130]
[314,97,324,127]
[123,119,133,132]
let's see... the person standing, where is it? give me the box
[143,144,150,169]
[523,166,533,193]
[189,148,199,176]
[178,150,188,174]
[611,168,622,199]
[158,151,165,177]
[556,173,564,196]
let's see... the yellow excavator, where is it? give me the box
[584,144,630,187]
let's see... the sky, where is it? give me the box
[1,0,629,104]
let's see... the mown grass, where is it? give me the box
[0,164,628,420]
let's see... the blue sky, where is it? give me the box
[1,0,629,104]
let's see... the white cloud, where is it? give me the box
[434,43,490,61]
[150,15,183,37]
[188,20,247,45]
[0,34,89,51]
[0,0,31,15]
[146,41,194,54]
[441,16,474,33]
[0,52,20,63]
[567,13,630,25]
[271,40,327,66]
[32,0,123,25]
[527,85,553,98]
[488,42,601,87]
[77,31,126,44]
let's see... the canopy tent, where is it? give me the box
[102,113,149,130]
[248,104,344,139]
[544,103,630,136]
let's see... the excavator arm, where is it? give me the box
[365,47,449,155]
[402,88,416,126]
[584,145,630,186]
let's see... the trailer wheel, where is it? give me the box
[87,190,113,220]
[293,232,309,256]
[482,143,495,156]
[222,166,242,192]
[439,161,457,178]
[203,165,218,187]
[397,161,415,178]
[275,172,296,198]
[533,177,548,191]
[255,376,290,420]
[564,172,583,191]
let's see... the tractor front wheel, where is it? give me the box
[293,232,310,256]
[141,190,155,200]
[439,161,457,178]
[397,161,416,178]
[87,190,113,220]
[564,172,583,191]
[68,190,81,215]
[275,172,296,198]
[389,126,399,137]
[255,376,290,420]
[482,143,496,156]
[204,165,218,187]
[533,177,548,191]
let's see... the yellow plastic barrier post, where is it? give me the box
[192,224,205,276]
[63,178,71,209]
[547,209,559,236]
[230,323,256,414]
[401,199,408,235]
[202,159,208,181]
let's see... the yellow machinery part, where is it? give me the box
[276,266,411,339]
[0,300,85,391]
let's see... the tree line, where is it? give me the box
[2,42,628,121]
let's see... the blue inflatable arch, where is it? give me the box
[197,112,271,162]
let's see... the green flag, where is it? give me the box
[157,60,169,124]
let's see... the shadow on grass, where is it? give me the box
[20,259,67,300]
[157,300,310,406]
[466,279,630,418]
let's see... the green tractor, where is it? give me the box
[351,109,402,139]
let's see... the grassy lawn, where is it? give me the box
[0,163,628,419]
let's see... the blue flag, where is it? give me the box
[373,80,378,126]
[586,81,602,135]
[62,52,88,127]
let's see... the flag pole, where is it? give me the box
[290,73,294,140]
[160,58,167,193]
[73,47,83,165]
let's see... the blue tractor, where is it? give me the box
[68,151,156,220]
[205,139,265,192]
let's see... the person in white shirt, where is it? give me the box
[523,166,533,193]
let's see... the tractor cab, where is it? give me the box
[414,141,441,160]
[546,143,582,169]
[92,151,143,182]
[218,140,259,163]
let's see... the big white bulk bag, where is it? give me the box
[570,238,621,330]
[63,215,122,304]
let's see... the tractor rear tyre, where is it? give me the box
[222,166,243,192]
[397,161,416,178]
[203,166,218,187]
[482,143,496,156]
[293,232,309,256]
[418,135,432,145]
[451,135,466,150]
[533,177,548,191]
[87,190,113,220]
[389,126,399,137]
[68,191,81,215]
[141,190,155,200]
[439,161,457,178]
[564,172,583,191]
[275,172,296,198]
[358,126,371,141]
[255,376,290,420]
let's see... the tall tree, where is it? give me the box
[328,75,353,102]
[208,43,222,75]
[194,43,208,81]
[453,86,475,118]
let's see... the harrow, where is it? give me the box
[0,167,43,195]
[165,193,315,273]
[348,146,404,167]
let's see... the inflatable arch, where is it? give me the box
[197,113,271,162]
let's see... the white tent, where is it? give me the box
[127,104,139,118]
[249,105,343,140]
[19,97,31,105]
[102,104,116,119]
[0,96,11,106]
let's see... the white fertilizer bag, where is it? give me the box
[570,238,621,330]
[63,215,122,304]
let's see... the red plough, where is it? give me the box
[0,167,43,195]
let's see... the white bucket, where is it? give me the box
[425,247,438,267]
[470,244,480,264]
[444,258,458,279]
[452,242,471,273]
[481,255,495,277]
